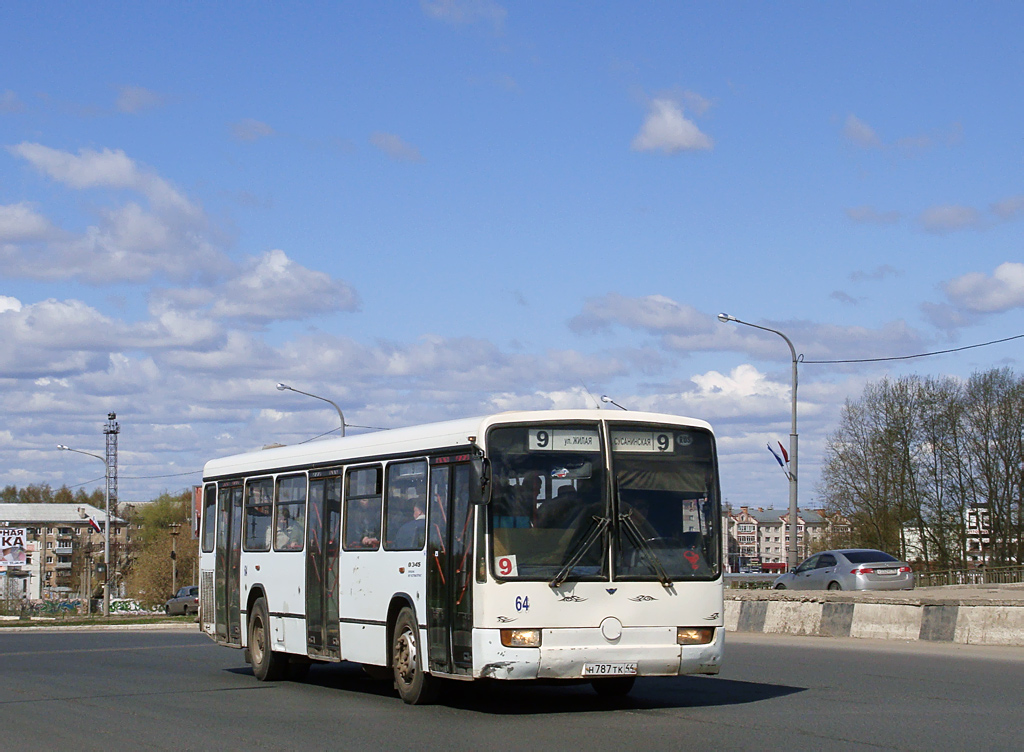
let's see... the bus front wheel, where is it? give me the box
[249,597,287,681]
[392,607,437,705]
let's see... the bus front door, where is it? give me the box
[426,461,474,676]
[305,472,342,660]
[214,481,243,646]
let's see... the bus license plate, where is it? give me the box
[583,663,637,676]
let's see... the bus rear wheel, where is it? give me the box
[249,597,287,681]
[591,676,636,697]
[392,607,437,705]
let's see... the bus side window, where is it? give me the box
[201,483,216,553]
[344,466,382,550]
[243,477,274,551]
[385,460,428,551]
[274,473,307,552]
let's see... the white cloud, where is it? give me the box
[631,98,712,153]
[849,265,901,283]
[0,202,56,241]
[846,206,901,225]
[918,204,982,233]
[570,293,713,335]
[116,86,164,114]
[421,0,506,29]
[1,89,25,113]
[992,195,1024,221]
[943,262,1024,313]
[370,132,424,162]
[213,249,360,321]
[842,114,882,149]
[8,143,198,216]
[3,143,229,283]
[151,249,360,325]
[230,119,276,142]
[0,295,22,313]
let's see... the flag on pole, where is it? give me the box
[767,443,785,468]
[88,516,103,534]
[778,441,789,464]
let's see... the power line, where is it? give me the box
[802,332,1024,365]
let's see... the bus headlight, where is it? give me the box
[677,627,715,645]
[501,628,542,648]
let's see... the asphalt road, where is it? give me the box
[2,627,1021,750]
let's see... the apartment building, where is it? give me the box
[0,503,128,600]
[725,505,847,572]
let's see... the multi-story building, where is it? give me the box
[0,503,127,600]
[724,506,847,572]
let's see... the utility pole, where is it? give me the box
[169,523,181,596]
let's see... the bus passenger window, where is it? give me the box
[385,460,427,551]
[274,474,307,552]
[201,483,216,553]
[344,466,382,550]
[244,477,273,551]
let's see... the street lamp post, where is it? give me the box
[276,383,346,437]
[718,313,801,570]
[57,444,111,616]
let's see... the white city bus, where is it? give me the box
[198,409,724,703]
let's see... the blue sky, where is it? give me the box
[2,1,1022,509]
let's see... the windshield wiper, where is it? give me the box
[549,515,610,588]
[619,510,673,587]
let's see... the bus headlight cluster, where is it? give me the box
[677,627,715,645]
[500,628,542,648]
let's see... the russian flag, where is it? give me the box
[767,443,785,468]
[778,441,789,464]
[88,516,103,534]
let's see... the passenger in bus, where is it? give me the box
[535,484,579,528]
[495,472,540,528]
[276,507,303,550]
[347,497,381,549]
[393,500,426,549]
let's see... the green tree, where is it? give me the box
[125,490,199,608]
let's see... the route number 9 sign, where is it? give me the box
[496,554,518,578]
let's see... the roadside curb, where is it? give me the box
[725,591,1024,646]
[0,621,198,634]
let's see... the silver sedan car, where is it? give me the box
[772,549,914,591]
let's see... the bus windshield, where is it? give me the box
[487,422,720,582]
[488,424,608,580]
[611,425,719,581]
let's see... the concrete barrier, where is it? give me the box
[725,587,1024,646]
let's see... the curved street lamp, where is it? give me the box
[276,383,346,437]
[718,313,801,570]
[57,444,111,616]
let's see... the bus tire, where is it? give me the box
[249,597,287,681]
[392,607,437,705]
[591,676,636,697]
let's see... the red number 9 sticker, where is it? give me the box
[496,555,518,577]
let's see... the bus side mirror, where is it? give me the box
[470,457,491,505]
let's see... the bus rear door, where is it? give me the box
[214,480,243,646]
[306,470,342,659]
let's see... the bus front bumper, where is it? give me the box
[472,625,723,680]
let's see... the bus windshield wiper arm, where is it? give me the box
[549,515,610,588]
[619,511,673,587]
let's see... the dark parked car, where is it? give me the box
[165,585,199,615]
[772,549,914,591]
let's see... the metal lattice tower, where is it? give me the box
[104,412,120,513]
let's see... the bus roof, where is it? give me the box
[202,409,713,480]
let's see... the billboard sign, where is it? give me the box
[1,527,28,568]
